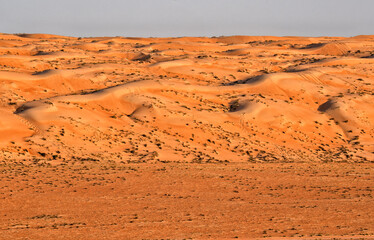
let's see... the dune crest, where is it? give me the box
[0,33,373,162]
[1,33,374,240]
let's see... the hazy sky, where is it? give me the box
[0,0,373,37]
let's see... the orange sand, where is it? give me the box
[0,33,373,239]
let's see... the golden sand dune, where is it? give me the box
[0,33,373,163]
[1,33,374,239]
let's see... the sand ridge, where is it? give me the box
[0,33,373,163]
[1,33,374,239]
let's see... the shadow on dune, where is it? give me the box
[300,43,324,49]
[33,51,51,56]
[32,69,53,75]
[318,99,335,112]
[132,53,151,61]
[14,104,33,114]
[223,75,264,86]
[361,54,374,59]
[284,68,306,73]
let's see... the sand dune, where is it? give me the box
[1,33,374,239]
[0,33,372,162]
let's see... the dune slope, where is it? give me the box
[0,33,373,163]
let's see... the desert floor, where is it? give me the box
[0,33,373,239]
